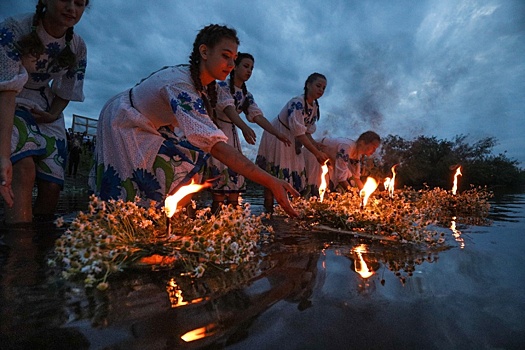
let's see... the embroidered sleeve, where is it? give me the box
[286,97,308,137]
[216,82,234,112]
[244,91,263,123]
[0,18,29,93]
[165,83,227,153]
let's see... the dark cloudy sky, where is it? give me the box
[2,0,524,166]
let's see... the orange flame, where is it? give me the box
[319,160,329,202]
[180,324,217,342]
[167,278,188,307]
[166,278,207,308]
[384,177,391,191]
[165,179,212,218]
[387,164,397,198]
[359,177,378,208]
[452,166,462,195]
[352,244,374,279]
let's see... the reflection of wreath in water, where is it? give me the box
[345,243,445,286]
[166,259,264,308]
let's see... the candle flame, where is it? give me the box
[387,164,397,198]
[384,177,391,191]
[359,177,378,208]
[452,166,462,195]
[165,179,212,218]
[352,244,374,279]
[319,160,329,202]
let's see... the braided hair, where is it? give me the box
[229,52,254,115]
[303,72,326,121]
[16,0,89,69]
[188,24,239,121]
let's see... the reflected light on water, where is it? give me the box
[352,244,374,279]
[181,324,217,342]
[166,278,206,308]
[450,216,465,249]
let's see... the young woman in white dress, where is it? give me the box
[0,0,89,225]
[208,52,290,213]
[256,73,330,212]
[89,25,299,217]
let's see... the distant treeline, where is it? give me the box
[373,135,524,191]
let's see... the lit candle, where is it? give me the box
[452,166,462,195]
[359,177,378,209]
[164,179,212,235]
[319,160,329,202]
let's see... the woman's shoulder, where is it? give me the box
[285,95,306,109]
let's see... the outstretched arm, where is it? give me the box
[223,105,257,145]
[296,134,329,165]
[210,141,298,217]
[252,114,291,146]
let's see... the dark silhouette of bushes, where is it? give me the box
[376,134,523,191]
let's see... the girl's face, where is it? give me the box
[307,77,327,100]
[200,38,238,84]
[362,141,380,156]
[43,0,87,30]
[235,58,254,83]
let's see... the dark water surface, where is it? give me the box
[1,183,524,350]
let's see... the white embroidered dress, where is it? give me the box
[89,65,231,203]
[256,94,319,192]
[208,79,264,193]
[0,13,87,187]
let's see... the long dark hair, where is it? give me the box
[229,52,254,115]
[188,24,239,120]
[303,72,326,121]
[16,0,89,70]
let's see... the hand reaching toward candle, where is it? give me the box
[211,141,299,217]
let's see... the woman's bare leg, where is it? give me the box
[4,157,35,224]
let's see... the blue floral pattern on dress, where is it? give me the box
[0,27,20,61]
[99,165,121,201]
[45,42,60,58]
[288,101,303,116]
[132,168,163,202]
[55,137,67,169]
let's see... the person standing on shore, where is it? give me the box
[67,138,82,178]
[0,0,89,225]
[89,24,299,217]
